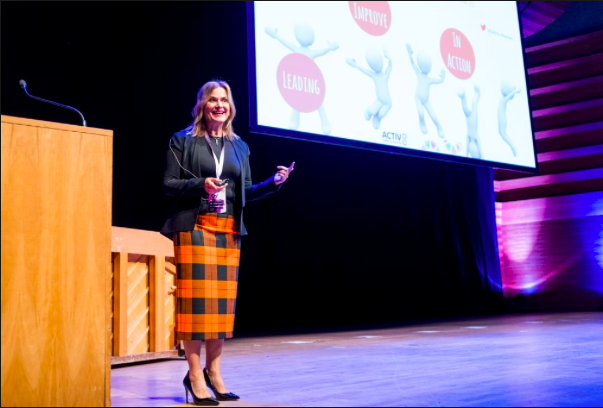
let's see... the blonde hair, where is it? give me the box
[187,80,238,140]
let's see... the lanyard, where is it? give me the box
[204,134,225,179]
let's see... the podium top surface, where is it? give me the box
[1,115,113,137]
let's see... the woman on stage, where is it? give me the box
[162,80,294,406]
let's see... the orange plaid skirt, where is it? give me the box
[174,213,241,341]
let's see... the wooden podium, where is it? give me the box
[1,116,113,407]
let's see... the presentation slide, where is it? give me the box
[250,1,537,170]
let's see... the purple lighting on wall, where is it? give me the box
[588,197,603,294]
[503,205,544,263]
[519,1,572,38]
[597,228,603,270]
[499,192,603,305]
[502,256,580,295]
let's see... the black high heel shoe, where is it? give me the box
[183,371,220,406]
[203,368,241,401]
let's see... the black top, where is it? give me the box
[161,131,282,238]
[198,136,241,215]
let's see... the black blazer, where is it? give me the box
[160,131,281,239]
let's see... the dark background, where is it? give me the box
[5,2,598,336]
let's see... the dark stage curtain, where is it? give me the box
[235,139,505,334]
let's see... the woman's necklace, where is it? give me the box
[205,133,223,146]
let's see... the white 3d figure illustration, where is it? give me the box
[406,44,446,138]
[265,23,339,135]
[458,85,482,159]
[346,48,393,129]
[498,80,521,157]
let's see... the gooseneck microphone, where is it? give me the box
[19,79,87,127]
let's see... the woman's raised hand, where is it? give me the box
[275,162,295,186]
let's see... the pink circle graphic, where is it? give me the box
[349,1,391,36]
[277,53,326,113]
[440,28,475,80]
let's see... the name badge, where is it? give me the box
[208,190,227,214]
[204,134,227,214]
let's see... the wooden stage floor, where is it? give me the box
[111,312,603,407]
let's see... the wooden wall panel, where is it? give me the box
[499,193,602,310]
[1,116,112,407]
[127,256,150,355]
[110,263,115,357]
[149,255,166,352]
[109,229,177,364]
[113,252,128,357]
[519,1,571,39]
[165,259,177,351]
[497,32,603,312]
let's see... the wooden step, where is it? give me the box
[536,121,603,153]
[537,144,603,174]
[525,30,603,68]
[532,98,603,131]
[494,168,534,182]
[495,144,603,181]
[497,190,603,224]
[495,122,603,180]
[529,75,603,110]
[528,52,603,89]
[494,168,603,202]
[111,350,181,366]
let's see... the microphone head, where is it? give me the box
[19,79,27,89]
